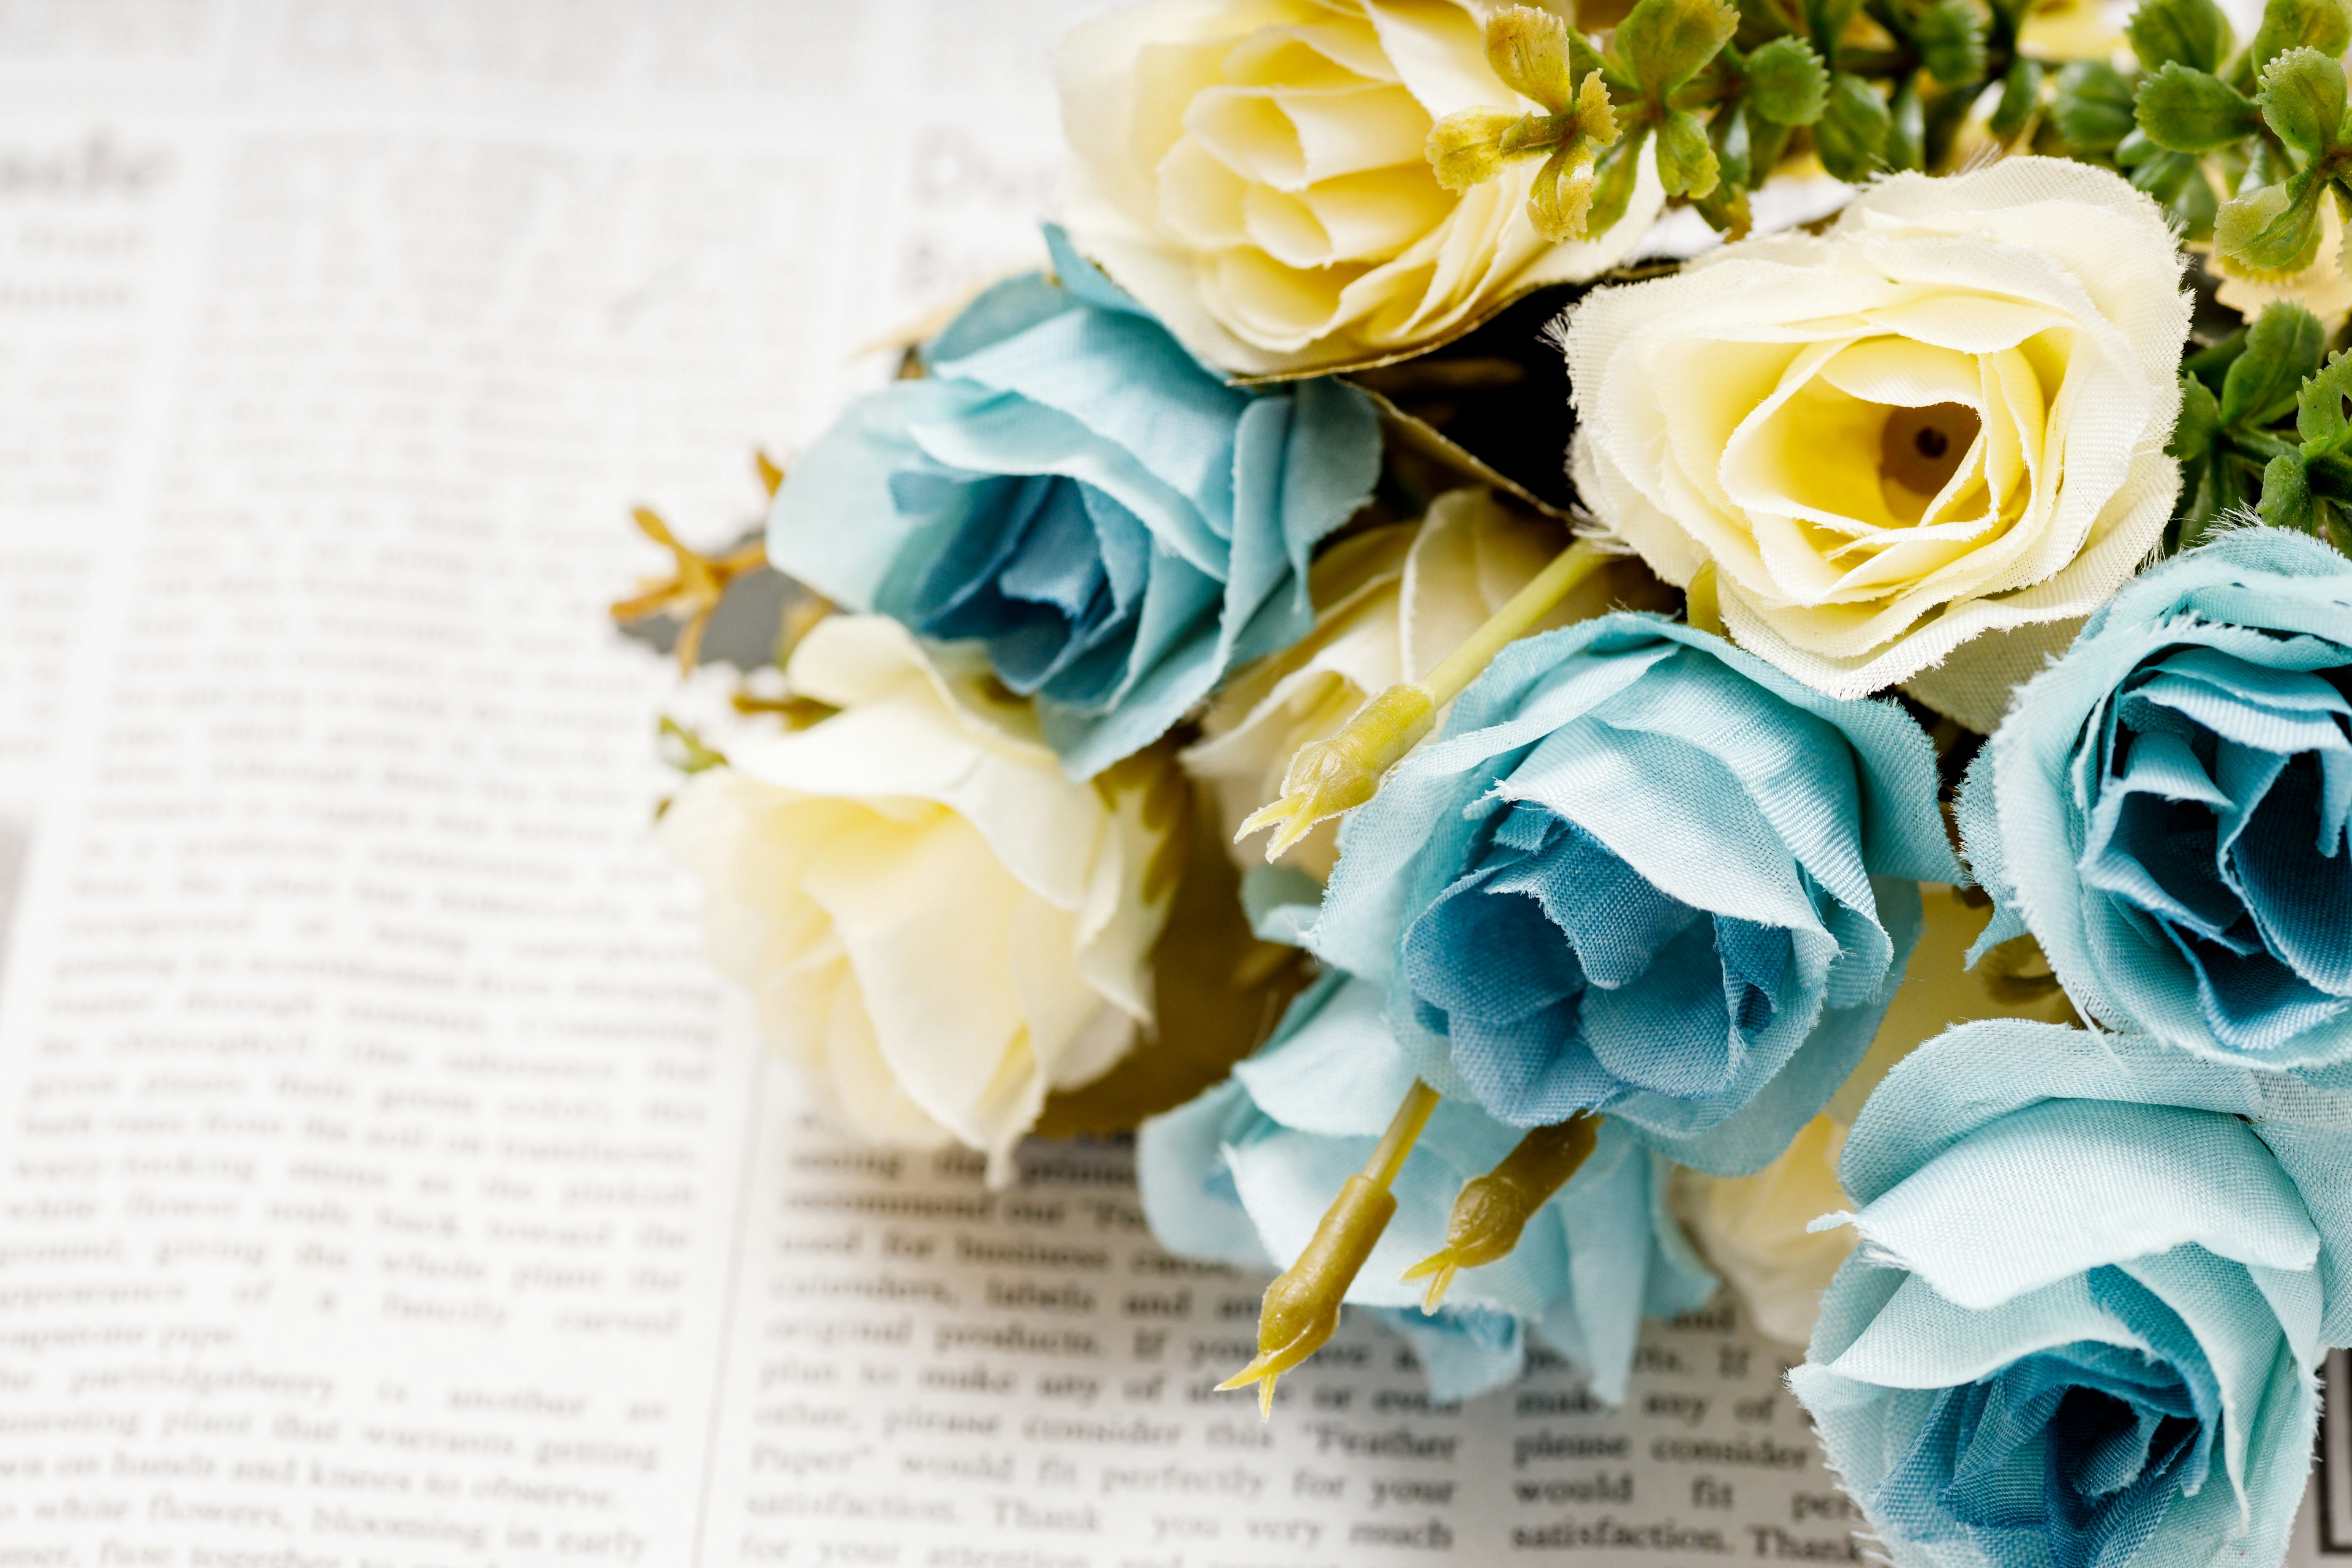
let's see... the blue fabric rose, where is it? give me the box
[1792,1019,2352,1568]
[765,229,1381,778]
[1959,529,2352,1072]
[1308,614,1959,1175]
[1137,971,1717,1404]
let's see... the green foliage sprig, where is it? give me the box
[1431,0,2052,241]
[2171,301,2352,552]
[2130,0,2352,264]
[1433,0,2352,276]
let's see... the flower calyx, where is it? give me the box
[2125,0,2352,266]
[1219,1080,1439,1418]
[1237,682,1437,862]
[1238,538,1609,862]
[1428,7,1624,240]
[1402,1113,1598,1313]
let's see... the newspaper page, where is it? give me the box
[0,3,2330,1565]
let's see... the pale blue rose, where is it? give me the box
[1793,1018,2352,1568]
[1959,529,2352,1072]
[765,228,1380,778]
[1136,971,1717,1404]
[1307,614,1959,1175]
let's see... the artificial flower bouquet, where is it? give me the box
[616,2,2352,1564]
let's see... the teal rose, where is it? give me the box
[1960,528,2352,1072]
[1793,1019,2352,1568]
[1306,614,1958,1174]
[1137,971,1716,1404]
[766,228,1380,778]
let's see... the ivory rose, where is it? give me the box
[660,616,1172,1181]
[1673,1117,1852,1348]
[1180,487,1654,880]
[1055,0,1666,377]
[1562,158,2191,700]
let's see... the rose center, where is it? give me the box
[1880,402,1980,499]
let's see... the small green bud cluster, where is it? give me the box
[1428,0,2071,241]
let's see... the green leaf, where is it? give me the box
[1619,0,1741,92]
[1745,36,1831,123]
[1923,74,1980,165]
[2259,452,2318,530]
[2169,371,2224,459]
[2123,140,2221,235]
[2244,0,2352,81]
[2215,168,2328,273]
[1814,70,1893,178]
[1913,0,1991,85]
[2308,450,2352,499]
[2305,451,2352,505]
[2256,46,2350,159]
[1655,107,1722,194]
[2127,0,2235,70]
[1745,109,1793,186]
[1991,56,2044,138]
[2177,452,2252,549]
[2297,348,2352,454]
[2222,300,2328,426]
[1804,0,1866,55]
[2184,326,2249,394]
[1694,179,1754,235]
[1584,130,1649,235]
[2170,164,2222,236]
[2135,62,2262,150]
[1885,71,1926,170]
[1713,90,1755,187]
[2052,59,2139,149]
[1529,142,1602,238]
[1986,0,2032,35]
[1488,5,1580,113]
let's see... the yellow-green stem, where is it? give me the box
[1217,1077,1444,1419]
[1420,538,1607,706]
[1365,1079,1441,1189]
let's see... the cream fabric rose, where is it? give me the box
[1180,487,1648,877]
[1055,0,1667,377]
[1564,157,2190,699]
[1673,1116,1852,1349]
[660,616,1171,1182]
